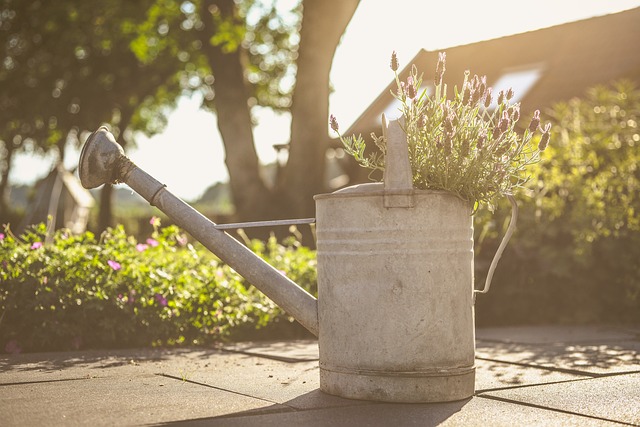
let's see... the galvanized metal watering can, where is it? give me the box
[79,116,516,403]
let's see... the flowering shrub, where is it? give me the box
[0,219,316,353]
[331,52,551,210]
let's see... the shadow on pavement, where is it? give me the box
[155,389,472,427]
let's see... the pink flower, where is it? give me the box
[154,293,168,307]
[136,243,148,252]
[107,260,121,271]
[31,241,43,250]
[146,238,159,247]
[0,233,4,241]
[176,234,188,246]
[149,216,161,227]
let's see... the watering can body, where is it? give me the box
[78,116,518,403]
[313,116,475,401]
[315,184,475,402]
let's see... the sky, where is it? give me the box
[10,0,640,201]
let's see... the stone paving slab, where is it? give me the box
[0,348,221,384]
[221,340,319,362]
[163,395,623,427]
[482,373,640,425]
[474,358,589,391]
[476,340,640,375]
[0,371,280,427]
[476,325,640,345]
[1,326,638,426]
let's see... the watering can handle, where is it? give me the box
[474,194,518,298]
[382,115,414,208]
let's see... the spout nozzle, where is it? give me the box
[79,126,125,189]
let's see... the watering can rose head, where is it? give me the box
[331,51,551,211]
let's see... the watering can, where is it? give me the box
[78,116,516,403]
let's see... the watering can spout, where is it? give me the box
[78,127,319,336]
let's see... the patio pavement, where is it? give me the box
[1,324,639,426]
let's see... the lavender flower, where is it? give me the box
[510,105,520,122]
[484,87,493,108]
[406,76,417,99]
[329,114,339,132]
[506,87,514,100]
[471,87,481,105]
[528,110,541,132]
[435,52,446,86]
[390,51,399,72]
[539,123,551,151]
[498,111,511,134]
[462,86,471,105]
[478,76,487,97]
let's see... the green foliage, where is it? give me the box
[474,80,640,324]
[333,52,551,211]
[0,0,175,148]
[129,0,301,112]
[0,219,316,353]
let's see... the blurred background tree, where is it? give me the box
[0,0,184,228]
[0,0,360,230]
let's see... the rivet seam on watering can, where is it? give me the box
[320,365,475,378]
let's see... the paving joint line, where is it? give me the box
[218,348,319,364]
[477,394,638,426]
[476,338,640,345]
[475,376,596,394]
[156,373,279,406]
[476,369,640,395]
[476,356,601,377]
[0,377,93,387]
[478,356,640,379]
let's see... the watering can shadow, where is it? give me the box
[78,116,516,403]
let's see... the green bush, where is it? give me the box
[0,219,317,353]
[475,80,640,325]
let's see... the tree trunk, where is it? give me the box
[98,182,114,231]
[279,0,360,218]
[0,141,15,217]
[200,0,274,222]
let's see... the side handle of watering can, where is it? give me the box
[474,195,518,299]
